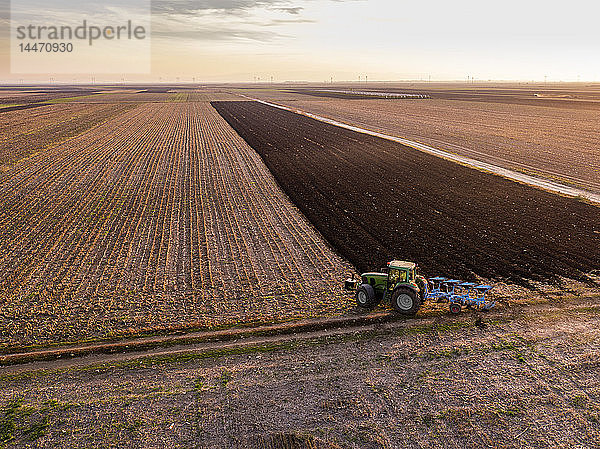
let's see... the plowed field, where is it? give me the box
[212,100,600,286]
[0,101,352,348]
[242,88,600,192]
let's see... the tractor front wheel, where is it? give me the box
[356,284,378,309]
[391,287,420,315]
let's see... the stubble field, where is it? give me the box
[0,103,133,168]
[0,95,353,349]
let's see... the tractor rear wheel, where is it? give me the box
[391,287,420,315]
[356,284,378,309]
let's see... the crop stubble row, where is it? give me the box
[65,90,240,104]
[0,101,353,348]
[212,100,600,286]
[0,88,100,105]
[0,103,133,167]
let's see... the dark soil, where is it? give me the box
[212,100,600,286]
[245,432,343,448]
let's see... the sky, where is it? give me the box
[1,0,599,83]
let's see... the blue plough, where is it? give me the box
[424,276,495,314]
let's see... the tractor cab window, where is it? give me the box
[388,269,399,285]
[388,269,407,286]
[409,269,415,281]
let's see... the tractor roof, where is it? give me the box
[388,260,416,269]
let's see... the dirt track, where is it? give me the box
[1,295,599,448]
[0,311,398,369]
[212,100,600,286]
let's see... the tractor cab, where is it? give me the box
[385,260,416,290]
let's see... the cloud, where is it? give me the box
[150,0,365,44]
[152,26,284,42]
[152,1,289,16]
[272,7,303,14]
[151,0,359,15]
[263,18,315,25]
[152,0,319,43]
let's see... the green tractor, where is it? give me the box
[344,260,427,315]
